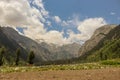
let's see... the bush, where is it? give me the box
[101,59,120,65]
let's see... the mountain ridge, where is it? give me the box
[78,24,117,56]
[78,24,120,62]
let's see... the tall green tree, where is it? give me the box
[0,47,5,66]
[27,51,35,64]
[15,48,20,66]
[104,55,108,60]
[100,52,103,60]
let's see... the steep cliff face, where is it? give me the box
[78,24,120,59]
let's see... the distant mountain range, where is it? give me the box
[0,27,81,64]
[0,24,119,65]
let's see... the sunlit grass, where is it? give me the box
[100,59,120,65]
[0,61,120,73]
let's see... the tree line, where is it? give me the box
[0,47,35,66]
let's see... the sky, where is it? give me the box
[0,0,120,45]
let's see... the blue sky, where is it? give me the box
[43,0,120,22]
[0,0,119,45]
[43,0,120,38]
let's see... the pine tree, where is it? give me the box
[15,48,20,66]
[27,51,35,64]
[100,52,103,60]
[104,55,108,60]
[0,47,5,66]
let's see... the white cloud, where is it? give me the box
[0,0,66,45]
[31,0,49,17]
[110,12,116,15]
[66,30,88,44]
[54,17,107,44]
[53,16,62,23]
[46,21,52,26]
[77,18,107,39]
[0,0,48,38]
[0,0,46,29]
[38,31,66,45]
[62,17,107,44]
[52,15,80,27]
[51,17,107,45]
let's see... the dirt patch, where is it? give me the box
[0,68,120,80]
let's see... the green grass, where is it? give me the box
[100,59,120,65]
[0,61,120,73]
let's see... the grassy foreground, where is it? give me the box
[0,59,120,73]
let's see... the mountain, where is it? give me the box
[1,24,119,65]
[40,42,81,60]
[86,39,120,61]
[0,26,81,64]
[78,24,120,62]
[1,27,53,62]
[0,27,27,64]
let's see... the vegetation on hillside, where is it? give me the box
[86,39,120,62]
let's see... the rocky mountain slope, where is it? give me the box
[0,27,27,61]
[78,25,117,56]
[1,27,53,62]
[40,42,81,60]
[78,24,120,61]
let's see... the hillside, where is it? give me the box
[1,27,52,62]
[78,25,120,62]
[0,27,28,65]
[87,39,120,61]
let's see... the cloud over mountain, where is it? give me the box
[0,0,107,45]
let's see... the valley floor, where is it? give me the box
[0,68,120,80]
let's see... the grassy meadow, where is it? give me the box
[0,59,120,73]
